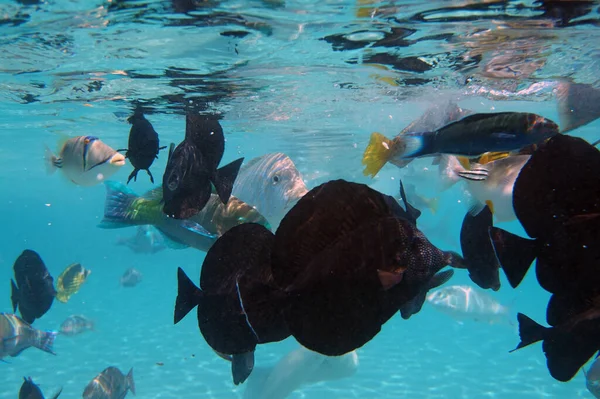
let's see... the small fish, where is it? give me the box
[489,134,600,295]
[19,377,62,399]
[585,355,600,398]
[231,153,309,229]
[59,315,94,336]
[362,100,473,176]
[439,154,530,222]
[120,268,142,288]
[365,112,559,170]
[426,285,512,325]
[162,112,244,219]
[44,135,125,186]
[99,181,271,252]
[402,183,439,215]
[83,367,135,399]
[459,205,501,291]
[117,111,167,184]
[55,263,91,303]
[0,313,57,359]
[116,225,167,254]
[11,250,56,324]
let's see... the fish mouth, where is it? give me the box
[284,183,309,208]
[110,153,126,167]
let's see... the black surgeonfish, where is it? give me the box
[118,111,167,184]
[489,134,600,294]
[19,377,62,399]
[162,112,244,219]
[459,204,501,291]
[174,223,289,385]
[10,250,56,324]
[511,291,600,382]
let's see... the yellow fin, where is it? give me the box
[457,156,471,170]
[362,132,393,178]
[485,200,495,215]
[428,197,439,215]
[478,152,510,165]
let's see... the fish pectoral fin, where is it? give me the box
[49,387,63,399]
[179,220,218,239]
[377,269,404,290]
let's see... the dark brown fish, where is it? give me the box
[10,250,56,324]
[174,223,289,385]
[459,204,501,291]
[489,135,600,294]
[19,377,62,399]
[162,113,244,219]
[83,367,135,399]
[271,179,467,356]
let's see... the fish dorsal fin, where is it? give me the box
[167,143,175,162]
[49,387,63,399]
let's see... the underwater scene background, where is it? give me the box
[1,0,600,397]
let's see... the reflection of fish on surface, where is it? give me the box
[231,153,309,229]
[44,135,125,186]
[55,263,91,303]
[243,346,358,399]
[115,225,167,254]
[0,313,57,360]
[19,377,62,399]
[426,285,513,325]
[83,367,135,399]
[99,181,271,252]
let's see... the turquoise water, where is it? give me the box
[1,0,600,397]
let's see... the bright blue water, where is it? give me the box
[1,0,600,397]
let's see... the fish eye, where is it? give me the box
[272,175,280,185]
[84,136,98,145]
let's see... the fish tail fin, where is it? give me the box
[98,181,158,228]
[10,279,19,312]
[444,251,469,270]
[34,330,58,355]
[212,157,245,205]
[49,387,63,399]
[556,81,600,133]
[127,368,136,395]
[126,169,139,185]
[510,313,548,352]
[361,132,394,177]
[428,196,439,214]
[489,227,537,289]
[44,145,60,175]
[174,267,203,324]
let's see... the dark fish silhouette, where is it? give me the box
[19,377,62,399]
[510,292,600,382]
[398,269,454,320]
[10,250,56,324]
[83,367,135,399]
[271,180,467,356]
[162,113,244,219]
[118,112,167,184]
[489,134,600,294]
[174,223,289,385]
[382,112,560,161]
[459,204,501,291]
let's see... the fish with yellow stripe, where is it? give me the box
[55,263,91,303]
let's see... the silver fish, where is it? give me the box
[44,135,125,186]
[438,154,530,222]
[231,153,309,229]
[83,367,135,399]
[426,285,512,325]
[116,225,167,254]
[0,313,57,359]
[120,268,143,288]
[59,315,94,336]
[585,356,600,398]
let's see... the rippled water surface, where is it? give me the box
[1,0,599,398]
